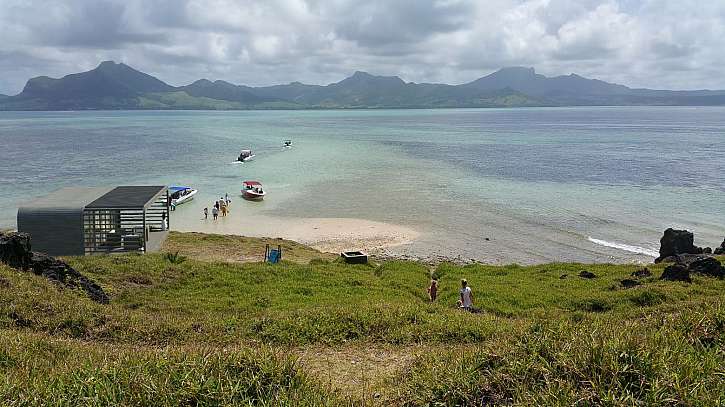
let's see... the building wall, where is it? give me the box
[17,207,85,256]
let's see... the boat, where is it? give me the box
[169,186,197,208]
[241,180,266,200]
[237,149,255,162]
[283,139,292,148]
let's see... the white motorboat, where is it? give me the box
[169,186,197,208]
[242,180,266,200]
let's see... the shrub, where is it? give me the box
[165,251,187,264]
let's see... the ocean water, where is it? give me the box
[1,107,723,264]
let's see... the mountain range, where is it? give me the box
[1,61,724,110]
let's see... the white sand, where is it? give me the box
[172,213,420,254]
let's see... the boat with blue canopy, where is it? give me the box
[169,186,197,208]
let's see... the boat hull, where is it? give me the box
[171,189,198,207]
[242,190,265,200]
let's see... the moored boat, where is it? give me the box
[283,139,292,148]
[169,186,197,208]
[241,180,266,200]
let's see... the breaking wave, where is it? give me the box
[587,237,658,257]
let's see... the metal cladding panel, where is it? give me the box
[17,187,111,257]
[17,207,85,256]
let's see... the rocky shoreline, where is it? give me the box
[0,232,109,303]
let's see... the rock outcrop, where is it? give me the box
[578,270,596,279]
[658,256,724,282]
[657,253,709,266]
[688,257,725,278]
[0,232,109,304]
[0,232,33,269]
[714,239,725,255]
[620,278,641,288]
[655,228,703,263]
[660,264,691,282]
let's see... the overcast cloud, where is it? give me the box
[1,0,724,94]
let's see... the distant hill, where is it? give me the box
[463,66,725,106]
[178,79,273,105]
[1,61,724,110]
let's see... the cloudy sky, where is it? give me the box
[1,0,724,95]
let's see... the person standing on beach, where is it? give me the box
[427,279,438,302]
[212,206,219,220]
[203,207,208,220]
[225,193,230,205]
[459,279,473,310]
[221,201,227,217]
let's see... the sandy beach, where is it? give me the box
[172,210,420,254]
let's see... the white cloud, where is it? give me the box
[0,0,724,94]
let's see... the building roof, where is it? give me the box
[21,187,113,210]
[86,186,167,209]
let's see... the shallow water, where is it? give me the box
[1,107,723,263]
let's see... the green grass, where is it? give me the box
[1,233,723,405]
[0,331,338,406]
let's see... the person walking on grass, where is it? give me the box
[212,206,219,220]
[203,207,208,220]
[427,279,438,302]
[459,279,473,310]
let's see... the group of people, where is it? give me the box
[427,278,475,311]
[203,193,232,221]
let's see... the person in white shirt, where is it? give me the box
[459,279,473,310]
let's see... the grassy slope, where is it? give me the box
[1,233,723,405]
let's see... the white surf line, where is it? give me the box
[587,237,658,257]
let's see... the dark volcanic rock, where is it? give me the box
[620,279,641,288]
[703,247,712,254]
[657,254,707,266]
[578,270,596,279]
[660,264,691,282]
[714,239,725,255]
[30,252,110,303]
[688,257,725,278]
[631,268,652,278]
[655,228,703,263]
[0,232,33,269]
[0,232,109,304]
